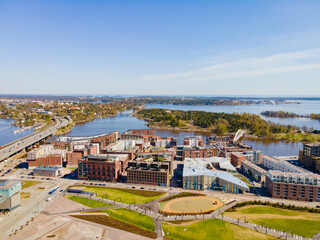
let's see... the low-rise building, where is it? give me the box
[28,154,63,169]
[231,151,262,167]
[182,158,248,193]
[127,161,170,186]
[182,146,217,161]
[241,160,267,184]
[33,166,63,177]
[45,131,120,152]
[151,137,177,148]
[121,129,157,143]
[0,179,21,211]
[183,136,203,148]
[265,171,320,202]
[27,145,66,160]
[102,139,144,160]
[261,155,308,173]
[66,144,97,166]
[78,154,129,182]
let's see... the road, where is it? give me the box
[0,117,69,162]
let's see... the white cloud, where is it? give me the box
[139,48,320,86]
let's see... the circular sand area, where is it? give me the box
[163,196,222,215]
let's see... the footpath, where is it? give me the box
[60,192,314,240]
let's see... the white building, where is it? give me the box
[183,157,249,193]
[260,155,309,173]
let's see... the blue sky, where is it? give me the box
[1,0,320,96]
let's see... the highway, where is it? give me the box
[0,117,69,162]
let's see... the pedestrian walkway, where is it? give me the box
[62,193,313,240]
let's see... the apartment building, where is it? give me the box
[183,136,203,148]
[241,160,267,184]
[260,155,307,173]
[45,131,120,152]
[121,129,157,143]
[27,145,66,169]
[78,154,129,182]
[127,161,170,186]
[265,171,320,202]
[231,151,262,167]
[182,146,217,161]
[28,154,63,168]
[300,143,320,172]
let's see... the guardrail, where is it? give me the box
[0,118,64,162]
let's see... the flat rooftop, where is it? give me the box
[0,179,20,189]
[47,131,117,143]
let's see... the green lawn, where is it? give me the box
[102,208,155,232]
[21,180,41,189]
[162,219,276,240]
[252,218,320,238]
[66,196,113,208]
[83,186,165,204]
[232,206,298,216]
[224,205,320,238]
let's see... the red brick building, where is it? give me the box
[127,161,170,186]
[78,154,129,182]
[66,145,98,166]
[45,131,120,152]
[28,155,63,169]
[265,171,320,202]
[182,147,217,161]
[121,129,158,143]
[230,152,246,167]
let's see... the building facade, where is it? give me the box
[33,166,63,177]
[241,160,267,184]
[78,154,129,182]
[265,171,320,202]
[300,143,320,172]
[127,161,169,186]
[0,179,21,211]
[182,147,217,161]
[28,154,63,169]
[182,158,248,193]
[261,155,307,173]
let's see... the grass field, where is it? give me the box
[102,208,155,232]
[71,214,157,239]
[21,180,41,189]
[20,192,31,199]
[66,196,113,208]
[162,219,276,240]
[81,186,165,204]
[224,205,320,238]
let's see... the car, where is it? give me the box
[20,176,24,178]
[83,182,87,185]
[153,188,156,190]
[140,187,144,189]
[46,178,50,180]
[131,186,135,189]
[102,184,106,186]
[316,205,320,209]
[148,188,152,190]
[41,178,45,180]
[31,176,35,179]
[59,189,63,192]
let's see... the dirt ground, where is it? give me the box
[163,196,222,214]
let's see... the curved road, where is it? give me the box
[0,117,69,162]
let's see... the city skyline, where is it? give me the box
[1,1,320,95]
